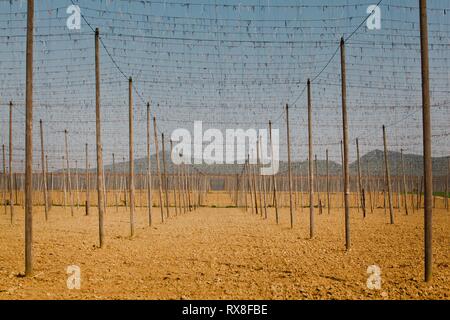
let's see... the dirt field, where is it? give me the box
[0,192,449,300]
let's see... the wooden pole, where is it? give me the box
[382,125,395,224]
[269,121,279,224]
[326,149,330,215]
[340,139,344,209]
[153,117,164,222]
[401,149,409,215]
[315,155,321,215]
[179,153,186,214]
[285,104,294,228]
[102,162,107,213]
[39,120,49,221]
[162,134,170,219]
[2,144,6,215]
[307,79,315,237]
[85,144,90,216]
[186,164,192,211]
[184,162,191,211]
[418,175,423,209]
[9,101,14,223]
[75,160,80,210]
[128,77,135,237]
[410,163,416,213]
[256,137,264,218]
[123,157,128,209]
[24,0,34,276]
[177,155,184,214]
[356,138,365,218]
[95,28,105,247]
[112,153,118,212]
[367,160,374,214]
[64,130,74,216]
[46,155,52,210]
[340,38,351,250]
[446,157,449,212]
[247,155,255,214]
[62,156,67,210]
[170,139,178,216]
[419,0,433,282]
[259,139,268,219]
[244,161,248,212]
[146,103,153,225]
[252,148,259,215]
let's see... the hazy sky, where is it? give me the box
[0,0,449,172]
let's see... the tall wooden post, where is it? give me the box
[251,152,258,215]
[307,79,315,237]
[315,155,322,215]
[46,155,52,209]
[85,144,90,216]
[39,120,48,221]
[285,104,294,228]
[256,137,264,218]
[409,164,416,213]
[243,162,248,212]
[184,162,191,211]
[177,156,184,214]
[419,0,433,282]
[2,144,6,215]
[382,125,395,224]
[367,160,374,214]
[161,134,170,218]
[95,28,105,247]
[400,149,409,215]
[340,139,344,208]
[24,0,34,276]
[123,156,128,209]
[356,138,365,218]
[269,121,279,224]
[146,103,153,225]
[64,130,74,216]
[186,164,192,211]
[112,153,118,212]
[75,160,80,210]
[128,77,135,237]
[326,149,330,215]
[62,156,67,210]
[446,157,449,211]
[340,38,351,250]
[247,155,255,214]
[9,101,14,223]
[170,139,178,216]
[179,153,186,214]
[153,117,165,222]
[259,138,268,219]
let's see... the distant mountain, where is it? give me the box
[99,149,448,177]
[350,149,449,177]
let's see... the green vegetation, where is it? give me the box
[433,192,450,198]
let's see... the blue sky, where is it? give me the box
[0,0,449,171]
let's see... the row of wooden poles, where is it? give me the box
[2,170,448,211]
[1,103,210,224]
[1,160,449,212]
[17,0,436,283]
[226,169,449,217]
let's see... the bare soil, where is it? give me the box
[0,192,449,300]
